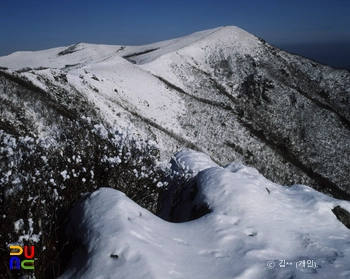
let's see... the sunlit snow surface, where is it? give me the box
[0,26,265,155]
[59,150,350,279]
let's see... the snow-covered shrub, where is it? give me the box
[0,119,172,278]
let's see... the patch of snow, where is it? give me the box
[14,219,24,233]
[92,124,109,139]
[60,150,350,279]
[60,170,69,180]
[170,149,219,175]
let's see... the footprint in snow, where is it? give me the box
[244,229,258,237]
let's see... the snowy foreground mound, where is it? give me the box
[60,150,350,279]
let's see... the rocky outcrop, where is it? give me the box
[332,206,350,229]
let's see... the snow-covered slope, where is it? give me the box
[0,27,222,69]
[1,27,350,278]
[0,26,349,199]
[60,150,350,279]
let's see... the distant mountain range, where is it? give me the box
[1,26,349,200]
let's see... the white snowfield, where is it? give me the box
[0,26,241,70]
[59,150,350,279]
[0,26,263,156]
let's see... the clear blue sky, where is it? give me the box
[1,0,350,69]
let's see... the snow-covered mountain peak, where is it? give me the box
[121,26,260,66]
[0,26,258,70]
[1,25,349,200]
[0,43,124,70]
